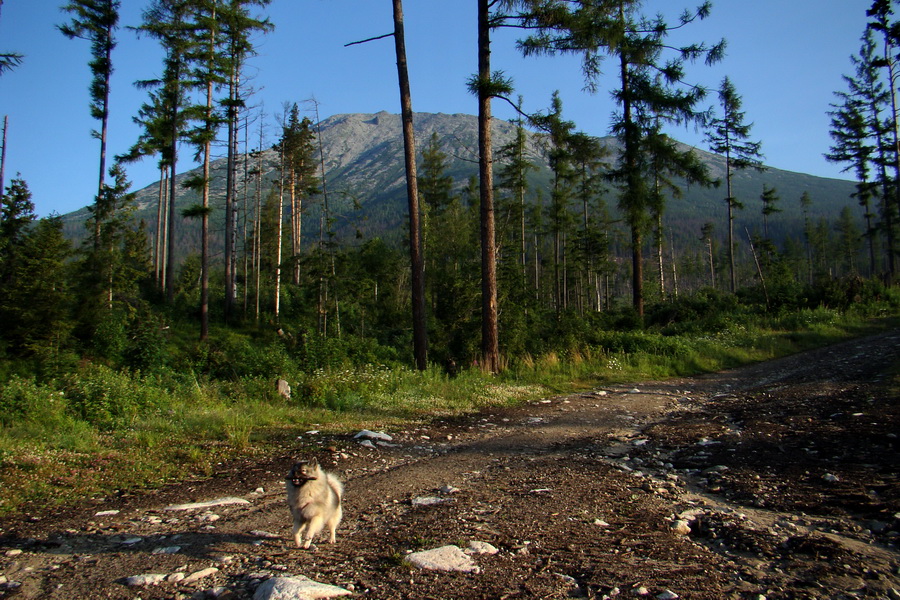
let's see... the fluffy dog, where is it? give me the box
[285,458,343,549]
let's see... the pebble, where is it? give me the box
[94,510,120,517]
[182,567,219,585]
[5,549,22,557]
[657,591,679,600]
[123,573,167,587]
[152,545,181,555]
[411,496,447,506]
[671,520,692,536]
[466,541,499,555]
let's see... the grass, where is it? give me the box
[0,306,896,516]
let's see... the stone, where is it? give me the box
[123,573,167,587]
[657,591,679,600]
[252,576,352,600]
[249,530,281,539]
[466,541,499,555]
[277,379,291,399]
[164,497,250,511]
[94,510,120,517]
[405,545,481,573]
[354,429,393,442]
[152,545,181,555]
[182,567,219,585]
[671,520,692,536]
[4,549,22,557]
[411,496,446,506]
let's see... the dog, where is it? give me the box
[285,458,343,549]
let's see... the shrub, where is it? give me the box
[62,364,168,429]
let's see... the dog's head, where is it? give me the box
[286,458,321,486]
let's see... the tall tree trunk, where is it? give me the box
[0,115,8,222]
[393,0,428,370]
[884,35,899,283]
[166,151,177,304]
[478,0,499,372]
[155,166,165,288]
[224,67,238,320]
[275,140,285,321]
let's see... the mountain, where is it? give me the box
[60,111,859,260]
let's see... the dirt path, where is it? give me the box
[1,330,899,599]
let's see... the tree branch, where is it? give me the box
[344,32,393,47]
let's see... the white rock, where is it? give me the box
[164,497,250,511]
[657,591,679,600]
[633,587,650,596]
[94,510,120,517]
[253,575,352,600]
[123,574,167,587]
[5,549,22,557]
[358,440,376,449]
[249,530,281,539]
[823,473,840,483]
[594,519,610,527]
[466,541,499,555]
[405,545,480,573]
[671,520,692,536]
[440,485,461,494]
[411,496,446,506]
[152,545,181,555]
[182,567,219,585]
[354,429,392,442]
[120,536,142,545]
[166,573,185,583]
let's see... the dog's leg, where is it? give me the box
[327,506,343,544]
[292,519,307,548]
[302,514,325,549]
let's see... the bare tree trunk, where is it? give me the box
[154,166,164,288]
[0,115,7,219]
[275,138,285,321]
[478,0,499,372]
[393,0,428,370]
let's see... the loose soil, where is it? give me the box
[1,330,899,599]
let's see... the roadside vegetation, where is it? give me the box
[1,278,897,516]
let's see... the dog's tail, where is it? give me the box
[328,474,344,500]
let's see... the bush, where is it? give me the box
[0,376,63,427]
[62,364,168,429]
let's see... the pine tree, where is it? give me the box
[218,0,272,321]
[519,0,723,315]
[827,29,888,278]
[0,1,23,75]
[135,0,195,304]
[800,191,814,284]
[867,0,900,281]
[1,216,73,369]
[760,184,781,240]
[836,205,862,276]
[497,97,536,281]
[706,76,765,293]
[58,0,120,221]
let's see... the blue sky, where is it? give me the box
[0,0,873,217]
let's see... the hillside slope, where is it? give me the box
[61,111,858,261]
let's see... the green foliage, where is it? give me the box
[61,363,168,429]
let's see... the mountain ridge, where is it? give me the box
[60,111,859,260]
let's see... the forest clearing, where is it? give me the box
[0,328,897,599]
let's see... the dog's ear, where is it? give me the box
[308,457,319,468]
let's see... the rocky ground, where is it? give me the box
[0,330,899,600]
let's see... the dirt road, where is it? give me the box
[1,330,899,599]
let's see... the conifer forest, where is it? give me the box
[0,1,899,511]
